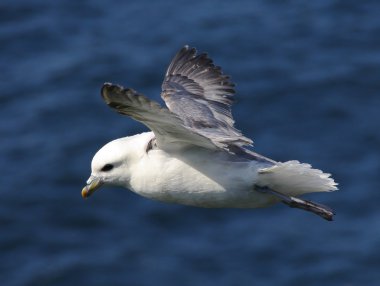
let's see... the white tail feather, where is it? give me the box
[257,160,338,197]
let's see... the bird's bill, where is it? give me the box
[82,176,103,199]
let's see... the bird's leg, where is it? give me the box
[255,186,335,221]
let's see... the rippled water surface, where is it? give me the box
[1,1,380,285]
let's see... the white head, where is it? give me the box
[82,132,154,198]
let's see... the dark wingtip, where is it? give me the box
[181,45,196,57]
[100,82,129,105]
[101,82,116,101]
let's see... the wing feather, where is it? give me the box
[161,46,252,148]
[101,83,217,150]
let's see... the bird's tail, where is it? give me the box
[257,160,338,197]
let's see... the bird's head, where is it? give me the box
[81,133,153,198]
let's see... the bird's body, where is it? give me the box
[83,46,338,220]
[96,132,276,208]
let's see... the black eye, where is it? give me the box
[101,164,114,172]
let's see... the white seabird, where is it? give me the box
[82,46,338,220]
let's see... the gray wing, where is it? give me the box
[101,83,217,150]
[161,46,253,148]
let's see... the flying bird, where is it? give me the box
[82,46,338,221]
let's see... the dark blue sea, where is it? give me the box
[1,1,380,285]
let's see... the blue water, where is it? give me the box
[1,0,380,285]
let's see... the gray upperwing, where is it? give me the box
[101,83,218,150]
[161,46,253,149]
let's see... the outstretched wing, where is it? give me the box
[101,83,217,150]
[161,46,253,148]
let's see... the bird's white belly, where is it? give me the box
[128,149,277,208]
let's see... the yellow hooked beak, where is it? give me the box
[81,176,104,199]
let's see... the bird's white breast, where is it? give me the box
[128,147,277,208]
